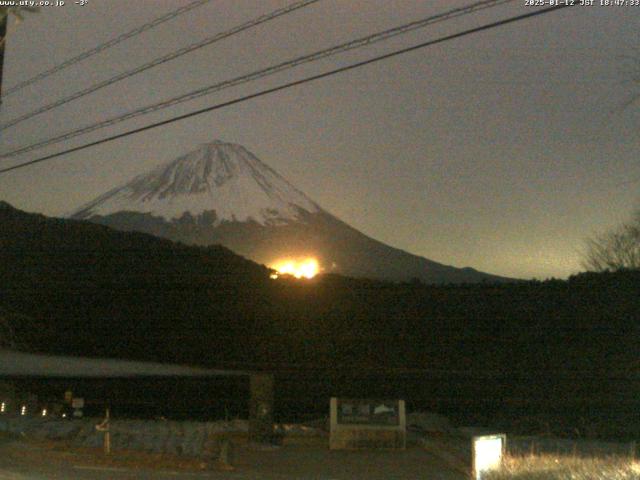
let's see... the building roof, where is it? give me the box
[0,349,250,377]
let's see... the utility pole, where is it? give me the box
[0,7,38,105]
[0,10,7,104]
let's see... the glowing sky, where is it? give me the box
[0,1,638,279]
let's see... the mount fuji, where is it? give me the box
[70,141,509,284]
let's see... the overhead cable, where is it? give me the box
[0,0,515,156]
[0,0,321,131]
[0,3,574,175]
[2,0,212,98]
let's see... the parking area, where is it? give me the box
[0,434,465,480]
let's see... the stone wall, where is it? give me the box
[0,415,248,457]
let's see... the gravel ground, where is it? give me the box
[232,443,466,480]
[0,434,466,479]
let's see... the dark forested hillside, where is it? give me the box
[0,201,273,363]
[2,201,639,437]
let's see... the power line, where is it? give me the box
[0,4,574,176]
[0,0,515,158]
[1,0,212,98]
[0,0,322,132]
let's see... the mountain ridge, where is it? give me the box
[73,141,320,227]
[71,141,512,284]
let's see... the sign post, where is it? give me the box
[249,373,274,443]
[95,408,111,455]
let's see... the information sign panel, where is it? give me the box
[330,397,406,450]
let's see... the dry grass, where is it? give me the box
[485,454,640,480]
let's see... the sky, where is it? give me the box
[0,0,638,280]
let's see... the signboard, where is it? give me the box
[330,398,406,450]
[337,399,400,426]
[472,434,506,480]
[71,397,85,418]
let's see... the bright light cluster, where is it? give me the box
[270,258,319,279]
[474,435,505,479]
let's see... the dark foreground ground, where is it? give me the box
[0,435,465,480]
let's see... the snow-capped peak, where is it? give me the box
[71,141,320,225]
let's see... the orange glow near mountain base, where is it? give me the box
[270,258,319,279]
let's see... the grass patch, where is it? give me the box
[485,454,640,479]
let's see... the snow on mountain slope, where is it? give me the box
[73,141,319,226]
[70,140,513,284]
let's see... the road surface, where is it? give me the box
[0,435,465,479]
